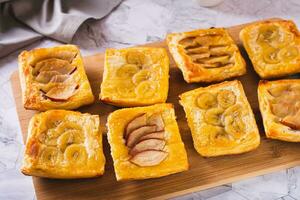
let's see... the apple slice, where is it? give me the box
[126,125,157,148]
[37,58,76,75]
[139,131,165,141]
[148,113,164,131]
[280,110,300,130]
[129,150,168,167]
[45,83,78,102]
[36,71,61,83]
[129,139,165,156]
[125,113,147,138]
[49,74,70,83]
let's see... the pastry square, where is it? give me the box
[179,80,260,157]
[100,47,169,107]
[107,103,188,181]
[18,44,94,111]
[240,20,300,79]
[167,28,246,83]
[258,79,300,142]
[21,110,105,179]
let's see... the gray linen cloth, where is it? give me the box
[0,0,122,58]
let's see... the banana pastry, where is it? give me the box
[258,79,300,142]
[106,103,188,181]
[179,80,260,157]
[21,110,105,179]
[240,20,300,79]
[167,28,246,83]
[100,47,169,107]
[18,45,94,111]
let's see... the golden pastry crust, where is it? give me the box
[179,80,260,157]
[258,79,300,142]
[240,20,300,79]
[18,44,94,111]
[167,28,246,83]
[107,103,188,181]
[21,110,105,179]
[100,47,169,107]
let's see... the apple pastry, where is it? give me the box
[240,20,300,78]
[107,103,188,180]
[167,28,246,83]
[18,45,94,111]
[179,80,260,157]
[100,47,169,107]
[258,79,300,142]
[21,110,105,179]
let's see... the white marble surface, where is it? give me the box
[1,0,300,199]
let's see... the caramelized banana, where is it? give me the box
[40,147,59,166]
[217,90,236,108]
[126,51,145,65]
[132,69,151,85]
[224,115,245,139]
[278,45,299,62]
[57,130,83,152]
[135,81,156,98]
[64,144,87,165]
[263,47,280,64]
[195,92,217,109]
[116,64,139,79]
[204,107,224,126]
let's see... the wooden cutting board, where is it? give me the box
[10,19,300,200]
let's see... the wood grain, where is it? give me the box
[10,19,300,200]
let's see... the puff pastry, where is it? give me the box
[106,103,188,181]
[258,79,300,142]
[18,44,94,111]
[179,80,260,157]
[100,47,169,107]
[21,110,105,179]
[167,28,246,83]
[240,20,300,79]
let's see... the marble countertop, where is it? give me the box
[1,0,300,199]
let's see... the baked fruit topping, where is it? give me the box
[268,84,300,130]
[124,113,168,166]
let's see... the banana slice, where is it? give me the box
[223,104,245,118]
[56,121,82,135]
[278,45,299,62]
[204,107,224,126]
[195,92,217,109]
[116,64,139,79]
[263,47,280,64]
[217,90,236,108]
[132,69,151,85]
[116,80,136,98]
[64,144,87,165]
[257,25,280,45]
[57,130,83,152]
[224,115,245,139]
[126,51,145,65]
[41,129,60,146]
[208,125,233,145]
[135,81,156,98]
[199,124,230,146]
[40,147,59,166]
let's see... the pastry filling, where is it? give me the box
[37,120,87,166]
[31,53,79,102]
[196,89,248,145]
[268,85,300,130]
[124,113,168,167]
[111,50,159,99]
[255,24,299,65]
[179,33,235,69]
